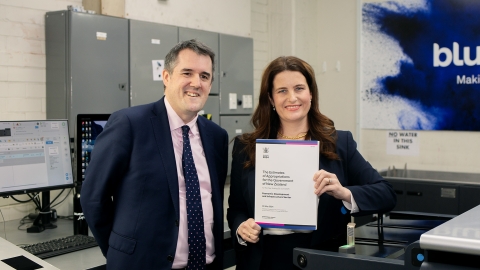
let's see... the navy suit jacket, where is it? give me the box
[81,97,229,269]
[227,130,396,270]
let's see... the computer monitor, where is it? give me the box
[75,114,110,184]
[0,120,74,232]
[73,114,110,235]
[0,120,74,196]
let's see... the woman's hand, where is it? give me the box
[238,218,261,243]
[313,169,351,203]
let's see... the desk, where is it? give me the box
[0,236,60,270]
[1,218,105,270]
[2,218,233,269]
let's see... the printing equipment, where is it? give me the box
[293,205,480,269]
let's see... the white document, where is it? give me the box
[255,139,319,230]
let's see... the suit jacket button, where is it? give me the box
[175,220,179,227]
[167,255,174,262]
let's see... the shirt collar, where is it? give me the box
[164,97,199,134]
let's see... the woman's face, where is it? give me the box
[270,70,312,125]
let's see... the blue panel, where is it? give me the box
[363,0,480,131]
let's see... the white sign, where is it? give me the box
[229,93,237,110]
[386,131,419,156]
[242,95,253,109]
[96,32,107,40]
[152,60,164,81]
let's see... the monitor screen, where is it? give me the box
[76,114,110,183]
[0,120,74,196]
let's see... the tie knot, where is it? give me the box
[181,125,190,136]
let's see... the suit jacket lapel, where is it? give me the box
[151,97,180,220]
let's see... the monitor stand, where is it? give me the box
[27,191,57,233]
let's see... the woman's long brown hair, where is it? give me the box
[239,56,339,168]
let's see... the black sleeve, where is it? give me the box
[226,137,251,249]
[340,131,397,215]
[80,112,132,256]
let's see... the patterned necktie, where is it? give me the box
[181,125,206,270]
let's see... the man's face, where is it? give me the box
[163,49,213,123]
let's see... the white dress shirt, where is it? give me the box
[164,98,215,268]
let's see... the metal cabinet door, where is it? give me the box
[179,27,219,94]
[200,96,220,126]
[220,115,253,176]
[219,34,254,115]
[130,20,178,106]
[459,185,480,214]
[405,182,459,215]
[69,12,130,134]
[45,11,68,121]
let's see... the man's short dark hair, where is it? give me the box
[164,39,215,82]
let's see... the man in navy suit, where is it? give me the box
[81,39,229,269]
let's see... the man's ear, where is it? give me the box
[162,69,170,89]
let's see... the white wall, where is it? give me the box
[316,1,358,136]
[0,0,83,121]
[125,0,251,37]
[251,0,269,105]
[256,0,357,137]
[362,129,480,173]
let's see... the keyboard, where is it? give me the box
[21,235,99,259]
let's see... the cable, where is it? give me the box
[9,195,36,204]
[18,215,33,231]
[8,188,74,234]
[30,188,68,214]
[50,188,73,209]
[58,215,74,220]
[39,190,63,212]
[27,193,41,211]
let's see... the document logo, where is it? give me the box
[263,147,269,158]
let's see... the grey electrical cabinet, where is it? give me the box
[179,27,220,95]
[201,96,220,126]
[219,35,254,175]
[46,11,254,178]
[219,34,254,115]
[45,10,129,136]
[220,115,253,177]
[129,20,178,106]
